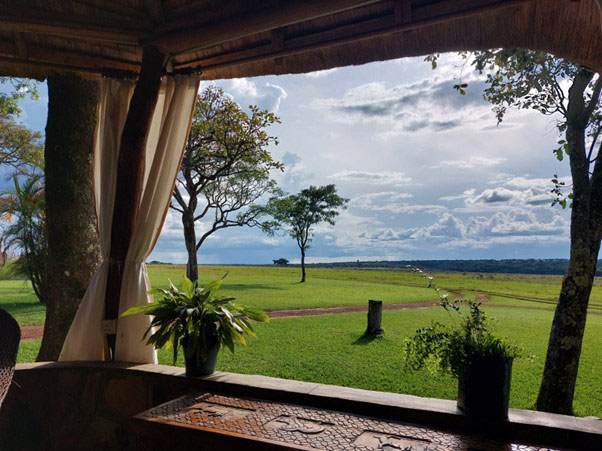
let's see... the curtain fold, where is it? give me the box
[60,75,199,363]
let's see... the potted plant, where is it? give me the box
[122,275,269,377]
[404,269,521,420]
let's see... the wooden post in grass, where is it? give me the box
[365,300,383,336]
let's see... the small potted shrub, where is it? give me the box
[122,276,269,377]
[404,269,521,420]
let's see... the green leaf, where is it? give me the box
[121,303,159,317]
[554,148,563,161]
[201,278,222,295]
[181,275,194,298]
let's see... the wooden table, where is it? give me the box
[132,392,556,450]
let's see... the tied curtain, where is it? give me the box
[60,75,200,363]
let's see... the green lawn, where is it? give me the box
[4,264,602,324]
[0,279,46,325]
[18,306,602,418]
[149,265,441,311]
[7,264,602,418]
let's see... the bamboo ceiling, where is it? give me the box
[0,0,601,80]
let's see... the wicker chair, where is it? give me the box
[0,308,20,409]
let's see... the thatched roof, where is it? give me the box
[1,0,601,80]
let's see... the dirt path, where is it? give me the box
[19,291,600,339]
[21,325,44,340]
[268,301,438,319]
[267,291,483,319]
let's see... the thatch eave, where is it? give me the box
[0,0,600,80]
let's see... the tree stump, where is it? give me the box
[365,300,383,336]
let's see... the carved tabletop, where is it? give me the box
[134,392,558,450]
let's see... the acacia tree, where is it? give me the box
[435,49,602,414]
[266,184,348,283]
[171,86,282,282]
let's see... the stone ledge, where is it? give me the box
[14,362,602,449]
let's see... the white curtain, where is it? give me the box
[60,75,199,363]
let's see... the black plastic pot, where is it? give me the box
[184,343,219,377]
[457,355,513,420]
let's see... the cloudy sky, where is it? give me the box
[11,54,572,264]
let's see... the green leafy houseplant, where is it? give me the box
[404,268,521,420]
[122,275,269,376]
[404,297,520,380]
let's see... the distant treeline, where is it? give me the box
[302,259,602,276]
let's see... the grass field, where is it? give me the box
[6,264,602,418]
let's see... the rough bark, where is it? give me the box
[300,247,306,283]
[536,69,602,414]
[183,209,199,282]
[365,300,383,336]
[38,73,100,361]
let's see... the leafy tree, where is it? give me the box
[0,77,38,118]
[0,174,47,304]
[273,258,289,265]
[0,78,41,174]
[266,184,348,282]
[0,78,45,303]
[171,86,282,282]
[431,50,602,414]
[0,75,100,360]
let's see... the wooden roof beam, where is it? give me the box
[0,40,140,73]
[73,0,150,20]
[394,0,412,24]
[174,0,533,73]
[152,0,384,55]
[145,0,165,25]
[1,6,149,45]
[14,32,27,59]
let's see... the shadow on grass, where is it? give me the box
[0,303,45,315]
[352,333,384,346]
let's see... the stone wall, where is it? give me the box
[0,363,196,450]
[1,362,601,450]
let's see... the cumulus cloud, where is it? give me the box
[351,192,446,215]
[313,75,491,135]
[360,210,568,248]
[433,156,506,169]
[503,176,571,189]
[303,68,338,78]
[227,78,288,112]
[465,187,554,207]
[440,189,476,202]
[329,170,412,186]
[351,191,413,206]
[484,175,571,189]
[277,152,313,189]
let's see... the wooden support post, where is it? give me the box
[365,300,383,336]
[103,45,166,361]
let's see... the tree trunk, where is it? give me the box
[38,73,100,361]
[300,248,306,283]
[183,210,199,282]
[365,300,383,335]
[536,241,598,413]
[536,114,599,414]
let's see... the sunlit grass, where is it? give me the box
[17,307,602,418]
